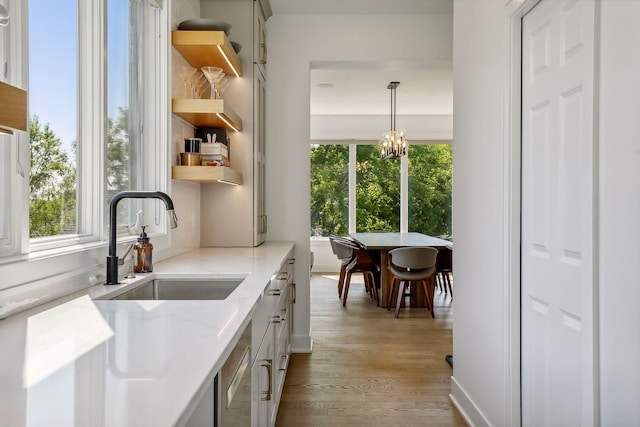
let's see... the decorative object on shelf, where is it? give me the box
[178,19,231,35]
[196,127,231,159]
[180,152,202,166]
[230,41,242,53]
[184,137,202,153]
[380,81,408,160]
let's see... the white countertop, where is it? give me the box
[0,242,294,427]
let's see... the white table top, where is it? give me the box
[0,242,294,427]
[349,232,452,250]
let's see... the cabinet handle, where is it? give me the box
[263,215,268,234]
[277,272,288,281]
[288,258,295,265]
[280,308,287,321]
[279,354,289,371]
[260,42,267,65]
[267,289,281,296]
[260,359,272,401]
[291,282,296,304]
[271,315,282,324]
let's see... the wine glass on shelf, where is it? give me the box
[178,65,197,98]
[216,77,229,98]
[201,66,223,99]
[212,73,226,99]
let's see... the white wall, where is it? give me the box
[598,1,640,424]
[453,0,640,425]
[451,1,511,425]
[265,13,452,352]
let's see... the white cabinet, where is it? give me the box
[198,0,271,246]
[253,64,266,246]
[250,250,294,427]
[253,0,268,78]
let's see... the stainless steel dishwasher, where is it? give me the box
[219,321,252,426]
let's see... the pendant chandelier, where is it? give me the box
[380,81,408,160]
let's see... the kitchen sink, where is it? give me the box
[109,278,245,301]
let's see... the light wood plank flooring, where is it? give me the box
[276,273,466,427]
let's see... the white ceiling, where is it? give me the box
[270,0,453,16]
[310,62,453,116]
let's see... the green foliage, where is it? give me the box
[310,143,452,237]
[310,145,349,236]
[29,116,77,237]
[29,107,132,238]
[408,144,452,236]
[356,145,400,232]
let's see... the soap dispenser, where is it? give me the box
[134,226,153,273]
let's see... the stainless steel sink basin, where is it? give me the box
[110,278,245,301]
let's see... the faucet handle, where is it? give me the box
[118,242,136,266]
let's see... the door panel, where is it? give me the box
[521,0,596,425]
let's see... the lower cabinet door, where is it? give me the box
[251,323,274,427]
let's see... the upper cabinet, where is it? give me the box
[171,30,242,132]
[253,1,268,78]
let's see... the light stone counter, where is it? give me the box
[0,241,294,427]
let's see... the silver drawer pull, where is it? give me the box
[271,315,282,324]
[279,354,289,371]
[291,282,296,304]
[280,308,287,321]
[267,289,281,296]
[260,359,272,401]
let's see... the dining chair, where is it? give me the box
[331,238,380,307]
[329,235,357,298]
[387,246,439,318]
[435,247,453,297]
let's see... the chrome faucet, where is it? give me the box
[106,191,178,285]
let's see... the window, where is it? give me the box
[28,0,78,238]
[0,0,167,258]
[356,144,400,232]
[310,144,348,236]
[310,143,452,237]
[408,144,452,236]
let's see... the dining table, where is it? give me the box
[349,232,452,310]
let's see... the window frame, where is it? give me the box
[0,0,169,271]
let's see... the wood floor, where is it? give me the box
[275,273,467,427]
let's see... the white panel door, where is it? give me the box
[521,0,597,426]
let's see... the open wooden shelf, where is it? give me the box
[0,81,27,133]
[172,98,242,131]
[172,30,242,77]
[172,165,243,185]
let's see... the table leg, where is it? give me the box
[379,250,390,308]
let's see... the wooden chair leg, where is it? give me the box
[421,280,435,318]
[337,265,346,298]
[367,272,379,306]
[342,271,353,307]
[445,273,453,297]
[395,281,409,318]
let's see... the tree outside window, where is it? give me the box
[310,143,452,237]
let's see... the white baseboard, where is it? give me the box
[450,376,491,427]
[291,334,313,353]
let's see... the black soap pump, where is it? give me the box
[134,226,153,273]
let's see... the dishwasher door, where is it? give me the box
[219,321,252,426]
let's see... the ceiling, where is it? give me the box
[269,0,453,16]
[269,0,454,141]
